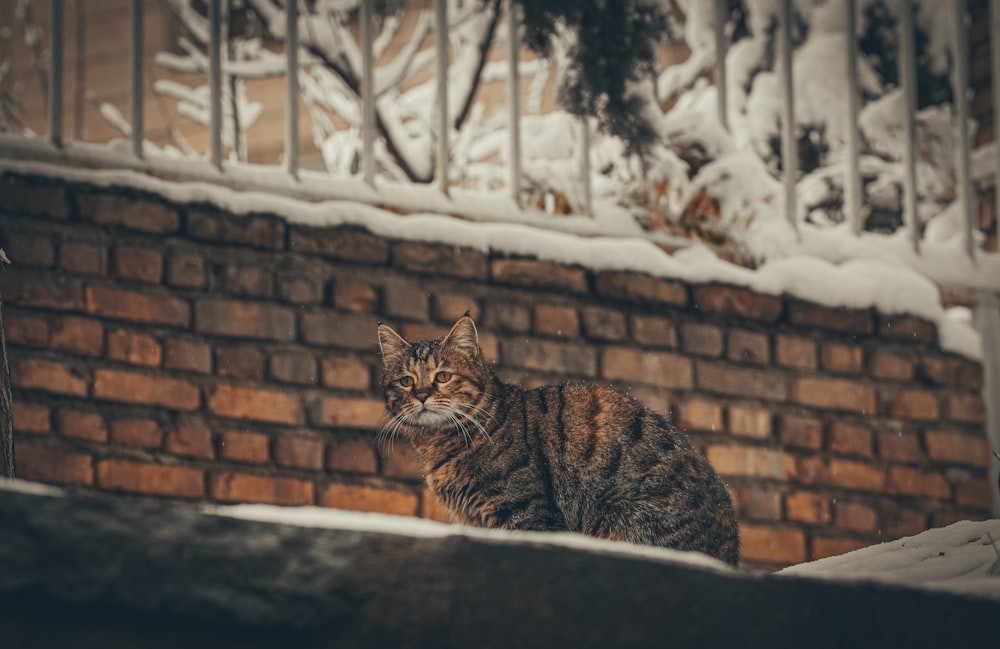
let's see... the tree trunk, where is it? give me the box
[0,264,13,479]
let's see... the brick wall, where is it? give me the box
[1,171,993,569]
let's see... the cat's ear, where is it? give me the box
[377,323,411,366]
[442,315,480,354]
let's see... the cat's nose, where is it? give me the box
[413,388,433,402]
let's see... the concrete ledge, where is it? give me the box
[1,480,997,649]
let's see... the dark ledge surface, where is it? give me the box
[1,480,997,649]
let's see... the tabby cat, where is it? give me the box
[377,315,740,565]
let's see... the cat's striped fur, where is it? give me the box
[377,315,740,565]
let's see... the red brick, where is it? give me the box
[273,436,324,470]
[300,310,377,350]
[56,409,108,443]
[107,329,162,366]
[164,338,212,374]
[215,345,265,380]
[381,442,424,480]
[602,347,691,389]
[727,329,769,365]
[695,362,786,400]
[14,443,93,486]
[947,393,986,424]
[827,422,873,457]
[692,285,783,322]
[728,404,772,439]
[485,302,533,335]
[321,355,372,391]
[4,231,54,266]
[790,377,875,414]
[581,307,627,342]
[327,437,379,474]
[788,302,873,334]
[86,284,190,327]
[779,414,822,449]
[678,397,723,433]
[5,312,49,347]
[629,314,677,348]
[433,294,481,322]
[207,384,303,425]
[2,176,70,218]
[270,350,318,385]
[4,268,83,309]
[918,355,982,389]
[290,225,389,263]
[383,279,430,321]
[925,431,990,468]
[318,482,419,516]
[94,369,200,410]
[77,192,179,233]
[188,209,286,250]
[12,402,51,434]
[887,466,951,498]
[209,471,314,506]
[195,299,295,341]
[315,396,385,429]
[887,508,928,538]
[223,264,272,297]
[490,258,588,293]
[59,241,105,274]
[166,424,215,459]
[811,536,869,560]
[97,459,204,498]
[13,358,88,397]
[821,342,864,374]
[775,335,816,370]
[333,279,378,312]
[740,525,807,565]
[870,350,914,380]
[679,322,724,357]
[954,479,994,509]
[391,241,487,279]
[110,418,163,449]
[834,501,878,532]
[165,252,206,288]
[420,488,453,523]
[795,457,885,490]
[877,430,922,463]
[706,445,794,479]
[111,246,163,283]
[277,274,321,304]
[878,314,936,342]
[885,389,939,420]
[535,304,579,338]
[594,272,688,306]
[50,315,104,356]
[734,487,783,521]
[507,339,598,377]
[220,431,271,464]
[785,491,832,524]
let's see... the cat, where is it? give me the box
[377,315,740,566]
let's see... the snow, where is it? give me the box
[783,519,1000,601]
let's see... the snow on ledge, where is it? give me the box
[0,158,984,358]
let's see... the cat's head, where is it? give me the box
[377,315,490,432]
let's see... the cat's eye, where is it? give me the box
[398,376,414,387]
[434,371,453,384]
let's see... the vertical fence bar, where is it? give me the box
[580,119,592,216]
[48,0,64,146]
[130,0,144,158]
[898,0,920,253]
[361,0,375,185]
[973,290,1000,516]
[993,0,1000,248]
[285,0,300,178]
[714,0,728,130]
[434,0,449,194]
[952,0,975,260]
[505,0,522,206]
[209,0,223,168]
[779,0,798,235]
[845,0,863,234]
